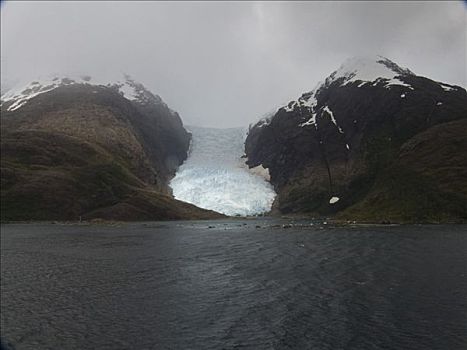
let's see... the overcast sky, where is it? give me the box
[1,1,466,127]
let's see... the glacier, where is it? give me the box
[169,126,276,216]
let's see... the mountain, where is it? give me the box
[245,56,467,223]
[1,74,222,221]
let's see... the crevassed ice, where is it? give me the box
[170,126,276,216]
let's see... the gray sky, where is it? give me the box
[1,1,466,127]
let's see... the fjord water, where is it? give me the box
[1,221,466,350]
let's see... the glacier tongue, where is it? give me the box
[169,126,276,216]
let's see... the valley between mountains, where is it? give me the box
[1,56,466,223]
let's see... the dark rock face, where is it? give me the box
[245,57,467,222]
[1,80,221,221]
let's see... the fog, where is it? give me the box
[1,1,465,127]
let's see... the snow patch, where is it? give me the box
[297,89,319,128]
[436,102,443,106]
[329,196,340,204]
[323,105,344,133]
[401,93,406,98]
[284,101,297,112]
[325,55,414,90]
[256,113,274,128]
[253,107,283,128]
[299,112,317,128]
[257,119,270,128]
[248,164,271,181]
[440,84,456,92]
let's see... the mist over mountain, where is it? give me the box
[1,1,465,128]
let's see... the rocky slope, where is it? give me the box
[1,74,222,221]
[245,56,467,222]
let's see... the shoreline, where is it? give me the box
[1,215,465,226]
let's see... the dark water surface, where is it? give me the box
[1,220,466,350]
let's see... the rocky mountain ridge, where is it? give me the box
[1,75,222,221]
[245,56,467,222]
[1,73,171,112]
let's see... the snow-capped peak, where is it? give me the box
[266,56,418,130]
[325,55,414,88]
[1,73,164,112]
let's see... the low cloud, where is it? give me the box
[1,1,465,127]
